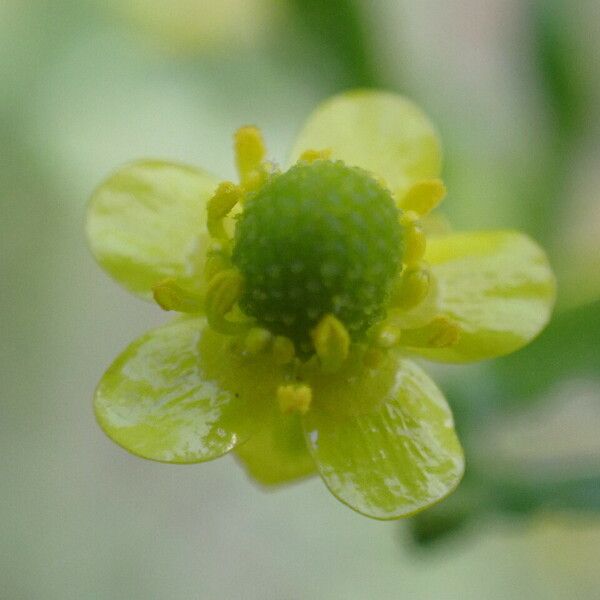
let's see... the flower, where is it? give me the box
[86,90,556,520]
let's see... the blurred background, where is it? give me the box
[1,1,599,598]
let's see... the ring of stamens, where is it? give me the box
[154,126,460,415]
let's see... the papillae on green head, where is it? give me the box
[153,126,457,412]
[233,159,404,352]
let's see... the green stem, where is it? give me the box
[526,0,585,247]
[287,0,381,88]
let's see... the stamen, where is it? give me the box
[400,316,461,349]
[234,126,266,190]
[401,212,427,266]
[399,179,446,215]
[374,323,402,348]
[390,263,431,310]
[205,268,251,334]
[277,384,312,415]
[299,148,332,163]
[207,182,242,241]
[231,160,402,347]
[312,314,350,372]
[272,335,295,365]
[152,278,203,313]
[152,278,204,313]
[203,244,232,283]
[244,327,272,355]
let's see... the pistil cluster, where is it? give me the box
[153,127,458,414]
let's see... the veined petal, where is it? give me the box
[194,325,316,483]
[289,90,442,199]
[408,230,556,363]
[235,408,316,485]
[87,160,217,299]
[94,317,254,463]
[303,356,464,520]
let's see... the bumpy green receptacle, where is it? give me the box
[232,160,403,349]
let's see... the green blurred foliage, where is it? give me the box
[496,299,600,404]
[287,0,378,88]
[533,0,587,139]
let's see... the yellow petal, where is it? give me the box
[407,230,556,363]
[201,326,316,484]
[234,407,316,485]
[94,318,253,463]
[303,357,464,520]
[289,90,442,199]
[87,160,217,299]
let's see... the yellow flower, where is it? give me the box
[86,90,556,519]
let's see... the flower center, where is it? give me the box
[231,160,403,351]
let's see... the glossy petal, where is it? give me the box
[87,160,217,299]
[303,356,464,520]
[407,230,556,363]
[94,318,253,463]
[194,326,318,483]
[235,408,316,485]
[289,90,442,198]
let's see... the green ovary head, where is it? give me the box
[232,160,403,351]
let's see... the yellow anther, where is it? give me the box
[299,148,332,163]
[400,316,461,349]
[272,335,295,365]
[203,244,231,283]
[311,314,350,373]
[245,327,272,355]
[401,213,427,266]
[390,263,431,310]
[277,384,312,415]
[243,170,266,192]
[152,278,204,313]
[205,268,250,334]
[400,179,446,215]
[375,323,402,348]
[234,126,266,189]
[207,182,242,240]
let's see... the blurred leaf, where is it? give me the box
[407,474,481,547]
[524,0,588,246]
[407,468,600,550]
[490,474,600,515]
[472,380,600,513]
[494,299,600,403]
[408,505,471,548]
[533,0,586,139]
[287,0,378,88]
[407,364,600,549]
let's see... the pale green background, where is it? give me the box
[2,1,599,598]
